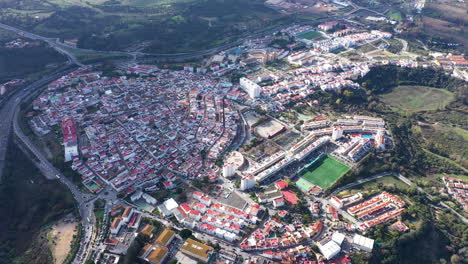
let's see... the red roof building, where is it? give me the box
[275,180,288,190]
[281,190,299,205]
[61,118,77,143]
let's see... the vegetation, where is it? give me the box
[0,42,67,83]
[0,0,290,53]
[380,85,455,112]
[318,64,468,263]
[0,140,75,264]
[179,229,193,239]
[118,233,149,264]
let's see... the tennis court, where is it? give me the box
[299,156,349,189]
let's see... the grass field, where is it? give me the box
[380,85,455,112]
[386,8,404,21]
[299,156,349,189]
[296,30,323,40]
[351,176,408,191]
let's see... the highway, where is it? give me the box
[0,60,98,263]
[0,67,77,182]
[13,104,98,263]
[0,1,390,64]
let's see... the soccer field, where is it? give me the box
[300,156,349,189]
[296,30,323,40]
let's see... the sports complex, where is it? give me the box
[296,154,350,190]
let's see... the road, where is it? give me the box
[0,61,98,263]
[0,2,396,64]
[327,171,468,224]
[13,104,98,263]
[0,52,97,263]
[328,171,394,197]
[0,67,77,182]
[395,174,468,224]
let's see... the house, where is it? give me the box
[155,228,175,247]
[143,245,169,264]
[110,217,123,235]
[180,238,214,262]
[140,224,155,237]
[122,207,134,223]
[273,198,285,208]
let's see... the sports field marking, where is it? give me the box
[299,156,349,189]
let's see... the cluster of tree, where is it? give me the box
[0,42,66,83]
[240,137,264,152]
[358,65,466,97]
[0,141,75,263]
[118,233,150,264]
[352,197,452,264]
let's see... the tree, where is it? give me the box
[180,229,192,239]
[450,254,461,264]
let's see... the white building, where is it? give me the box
[348,139,373,162]
[352,234,374,252]
[319,240,341,260]
[331,232,346,246]
[157,198,179,216]
[110,217,124,235]
[375,130,385,150]
[223,163,236,177]
[330,196,343,209]
[64,142,79,162]
[240,175,255,191]
[240,77,261,98]
[332,127,343,141]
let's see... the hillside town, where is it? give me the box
[6,1,467,264]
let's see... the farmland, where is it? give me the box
[379,85,455,112]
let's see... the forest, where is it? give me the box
[0,140,76,264]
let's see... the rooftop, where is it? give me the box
[155,228,175,246]
[180,239,214,259]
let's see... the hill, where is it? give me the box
[0,140,76,264]
[0,0,289,53]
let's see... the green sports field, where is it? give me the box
[296,30,324,40]
[299,156,349,189]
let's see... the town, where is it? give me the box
[1,0,467,264]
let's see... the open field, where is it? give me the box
[380,85,455,112]
[49,218,78,264]
[299,155,349,189]
[255,119,285,139]
[419,0,468,52]
[386,8,404,21]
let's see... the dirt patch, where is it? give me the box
[49,216,78,264]
[254,119,285,139]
